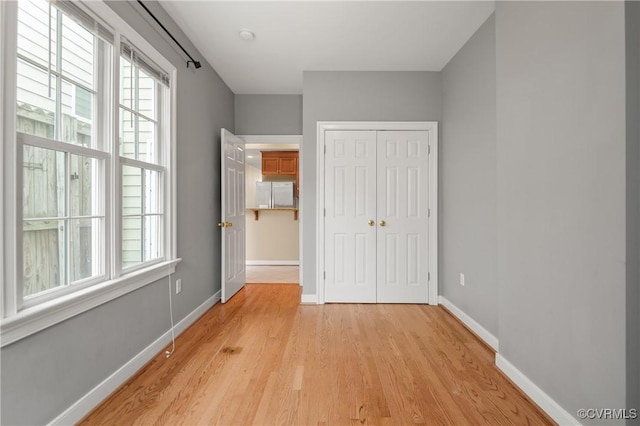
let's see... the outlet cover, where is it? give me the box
[460,273,465,286]
[176,279,182,294]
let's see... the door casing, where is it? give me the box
[316,121,438,305]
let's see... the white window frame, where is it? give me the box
[0,0,179,347]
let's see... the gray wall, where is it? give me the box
[235,94,302,135]
[626,1,640,421]
[441,14,497,336]
[302,71,442,296]
[0,1,234,424]
[495,1,627,421]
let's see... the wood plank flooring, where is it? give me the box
[81,285,554,425]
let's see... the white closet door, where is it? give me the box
[324,130,377,303]
[376,131,430,303]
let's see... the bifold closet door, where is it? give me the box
[324,131,377,303]
[376,131,429,303]
[324,129,430,304]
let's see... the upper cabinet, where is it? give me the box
[261,151,299,197]
[261,151,298,175]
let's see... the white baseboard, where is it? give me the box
[300,293,317,304]
[438,296,499,351]
[495,354,580,426]
[246,260,299,266]
[49,290,221,426]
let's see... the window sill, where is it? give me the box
[0,258,181,347]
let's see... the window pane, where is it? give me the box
[144,215,162,262]
[70,155,101,217]
[138,68,156,120]
[119,107,135,159]
[60,12,94,89]
[23,145,65,219]
[122,216,142,268]
[62,80,94,147]
[23,219,65,297]
[138,117,156,163]
[17,0,57,70]
[144,170,161,214]
[75,85,92,120]
[69,218,102,282]
[120,56,133,108]
[16,59,56,139]
[122,165,142,215]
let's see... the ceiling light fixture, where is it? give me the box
[239,29,255,41]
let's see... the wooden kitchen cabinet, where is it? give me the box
[261,151,299,197]
[261,151,298,175]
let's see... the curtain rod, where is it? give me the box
[136,0,202,69]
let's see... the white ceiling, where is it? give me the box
[159,1,495,94]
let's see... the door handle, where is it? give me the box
[217,222,225,228]
[226,221,233,227]
[368,220,375,227]
[379,220,386,227]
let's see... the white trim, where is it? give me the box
[119,156,166,173]
[438,296,499,351]
[495,354,580,426]
[298,143,304,289]
[301,293,317,304]
[48,289,221,426]
[1,259,182,347]
[239,135,303,145]
[169,68,178,260]
[246,260,299,266]
[0,0,7,319]
[17,133,112,160]
[428,123,438,304]
[316,121,439,305]
[2,0,18,318]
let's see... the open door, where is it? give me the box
[220,129,246,302]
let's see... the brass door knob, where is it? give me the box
[217,222,225,228]
[226,221,233,227]
[379,220,386,227]
[368,220,375,227]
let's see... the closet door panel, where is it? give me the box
[324,131,377,303]
[376,131,430,303]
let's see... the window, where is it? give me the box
[17,0,109,305]
[119,45,168,270]
[1,0,177,344]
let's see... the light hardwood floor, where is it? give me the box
[81,285,554,425]
[246,265,299,284]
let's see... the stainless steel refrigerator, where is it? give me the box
[255,182,295,208]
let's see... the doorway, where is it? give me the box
[240,135,303,286]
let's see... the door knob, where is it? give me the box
[217,222,225,228]
[226,221,233,227]
[379,220,386,227]
[368,220,375,227]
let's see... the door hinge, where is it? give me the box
[428,272,431,281]
[428,208,431,217]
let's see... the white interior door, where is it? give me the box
[220,129,246,303]
[324,131,377,303]
[376,131,429,303]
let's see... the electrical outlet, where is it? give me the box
[460,273,465,286]
[176,279,182,294]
